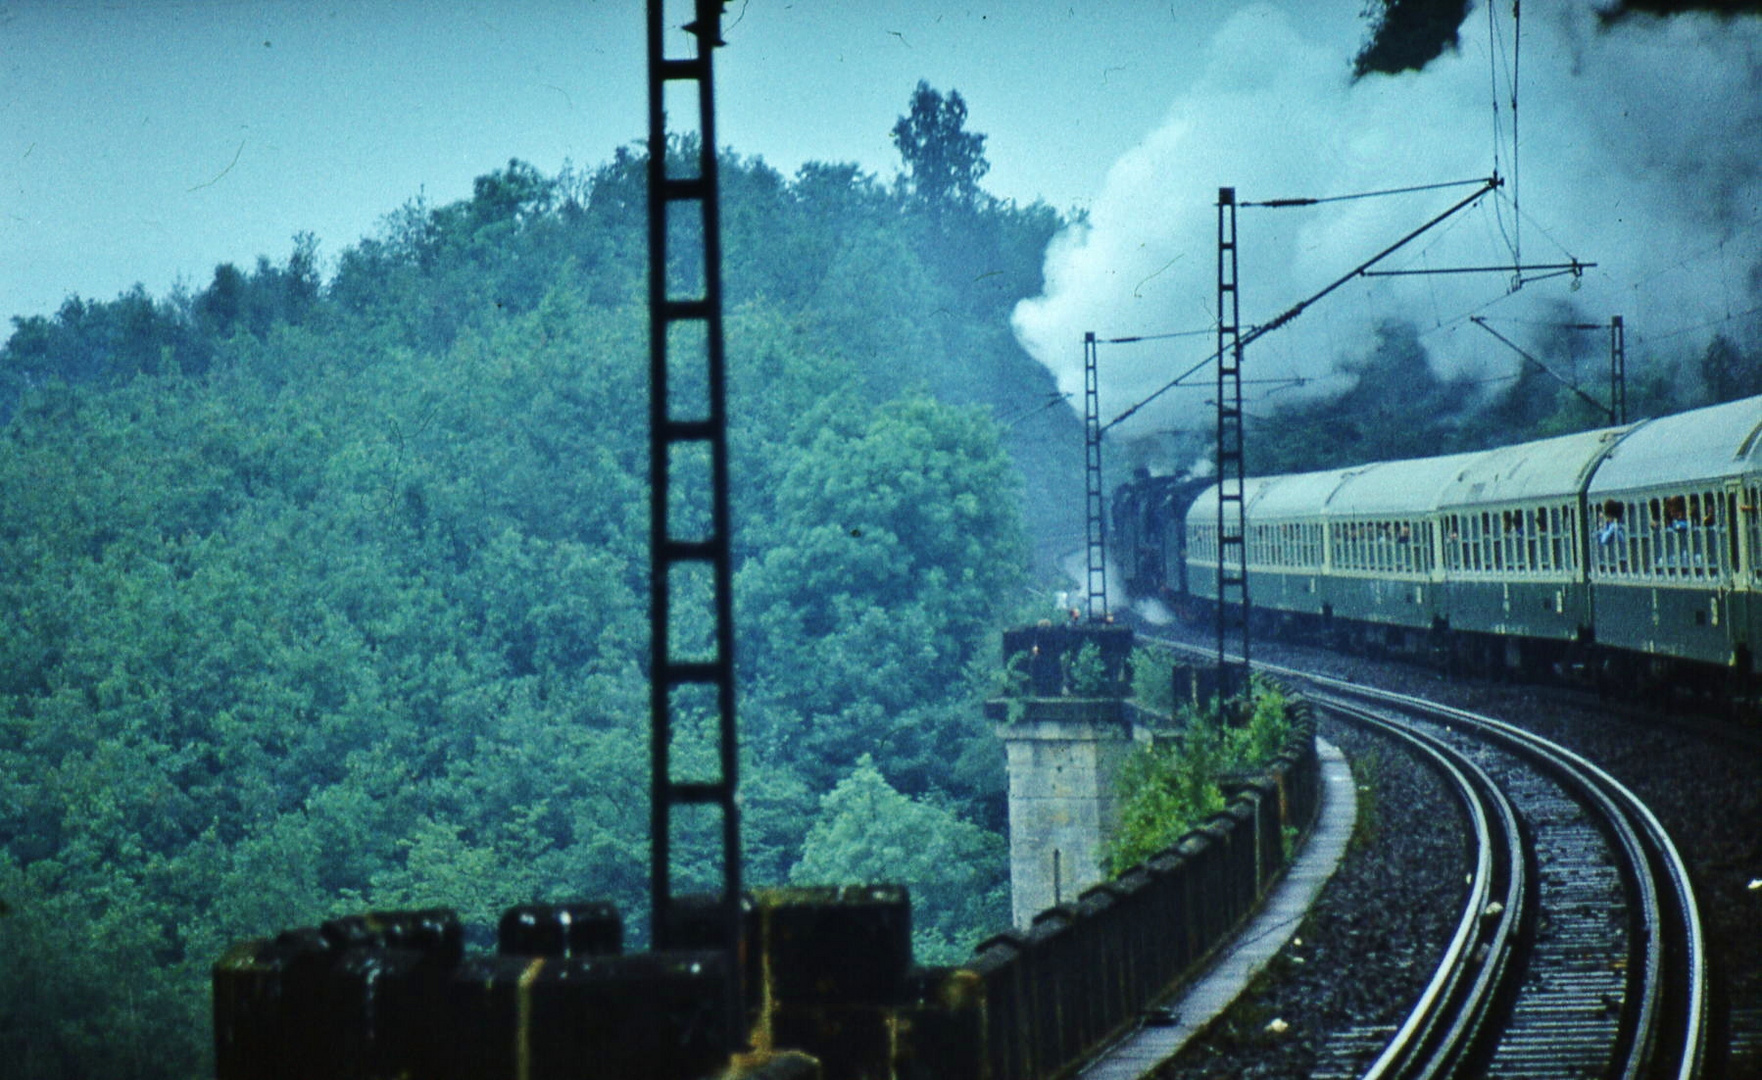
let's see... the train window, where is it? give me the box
[1547,505,1561,572]
[1699,490,1720,574]
[1749,486,1762,582]
[1595,498,1634,577]
[1622,500,1637,574]
[1568,504,1579,569]
[1733,493,1747,577]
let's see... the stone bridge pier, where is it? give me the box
[987,623,1149,929]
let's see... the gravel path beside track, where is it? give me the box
[1154,718,1468,1079]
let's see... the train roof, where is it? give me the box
[1325,452,1484,517]
[1185,469,1350,523]
[1588,393,1762,493]
[1187,475,1273,519]
[1247,469,1355,517]
[1177,394,1762,528]
[1187,452,1481,522]
[1438,426,1629,509]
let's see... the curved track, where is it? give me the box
[1150,637,1709,1079]
[1317,694,1526,1079]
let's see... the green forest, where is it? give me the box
[0,86,1074,1077]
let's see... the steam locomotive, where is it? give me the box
[1113,393,1762,691]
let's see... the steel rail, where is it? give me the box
[1144,632,1707,1079]
[1284,669,1706,1080]
[1317,694,1528,1080]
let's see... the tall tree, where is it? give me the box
[890,81,990,210]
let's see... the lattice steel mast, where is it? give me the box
[1083,331,1108,621]
[1215,188,1251,702]
[646,0,739,952]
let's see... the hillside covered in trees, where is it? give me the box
[0,86,1073,1077]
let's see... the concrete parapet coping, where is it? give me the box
[1076,737,1357,1080]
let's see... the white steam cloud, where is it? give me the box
[1012,4,1762,440]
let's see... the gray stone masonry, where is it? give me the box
[998,698,1152,929]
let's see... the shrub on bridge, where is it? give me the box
[1102,685,1291,877]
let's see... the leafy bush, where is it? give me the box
[1064,641,1109,696]
[1220,683,1292,773]
[1104,732,1226,877]
[1104,687,1291,877]
[1129,646,1175,717]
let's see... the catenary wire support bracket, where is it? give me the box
[1215,188,1251,706]
[1083,331,1108,621]
[646,0,740,960]
[1469,316,1619,425]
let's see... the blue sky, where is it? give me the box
[6,2,1758,439]
[2,1,1357,323]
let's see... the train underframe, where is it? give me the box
[1173,591,1758,718]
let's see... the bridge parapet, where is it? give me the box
[212,693,1319,1080]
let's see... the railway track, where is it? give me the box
[1149,637,1709,1079]
[1310,693,1526,1079]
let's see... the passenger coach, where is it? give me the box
[1585,395,1762,672]
[1168,393,1762,682]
